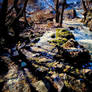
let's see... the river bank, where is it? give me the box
[0,7,92,92]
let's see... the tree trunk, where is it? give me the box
[23,0,28,24]
[81,0,88,21]
[60,0,66,27]
[0,0,8,37]
[81,0,87,12]
[85,0,90,10]
[56,0,59,23]
[73,9,77,18]
[14,0,19,15]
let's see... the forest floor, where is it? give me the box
[0,9,92,92]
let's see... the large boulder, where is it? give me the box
[61,39,90,67]
[49,28,74,46]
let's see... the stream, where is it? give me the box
[0,1,92,91]
[64,19,92,57]
[63,19,92,69]
[8,0,92,68]
[27,0,92,69]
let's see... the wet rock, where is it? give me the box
[32,80,48,92]
[19,31,31,42]
[64,75,86,92]
[61,39,90,67]
[68,26,75,30]
[85,70,92,92]
[3,26,91,92]
[1,56,31,92]
[49,28,74,46]
[56,28,74,40]
[32,37,40,43]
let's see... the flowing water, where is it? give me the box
[3,0,91,68]
[34,0,92,58]
[27,0,92,68]
[63,19,92,69]
[64,18,92,58]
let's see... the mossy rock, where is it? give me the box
[56,28,74,39]
[49,38,68,46]
[62,38,79,48]
[49,28,74,46]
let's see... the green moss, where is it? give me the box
[56,28,74,39]
[49,28,74,46]
[49,38,68,45]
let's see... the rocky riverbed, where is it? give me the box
[0,8,92,92]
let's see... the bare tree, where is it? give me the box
[56,0,59,23]
[60,0,66,27]
[0,0,8,38]
[86,0,89,9]
[23,0,28,24]
[81,0,88,21]
[86,0,92,9]
[81,0,87,12]
[13,0,28,22]
[0,0,29,48]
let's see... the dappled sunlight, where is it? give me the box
[0,0,92,92]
